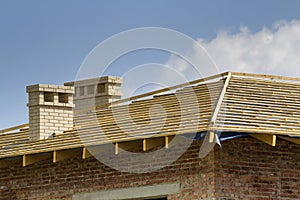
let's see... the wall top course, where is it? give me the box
[26,84,74,93]
[64,76,123,87]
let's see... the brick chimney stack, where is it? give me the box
[26,84,74,141]
[64,76,122,110]
[26,76,122,141]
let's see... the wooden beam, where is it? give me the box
[210,72,232,123]
[251,134,276,146]
[53,148,81,163]
[143,139,146,151]
[143,137,165,151]
[207,72,231,141]
[231,71,300,82]
[82,147,92,159]
[115,140,143,155]
[0,123,28,133]
[165,136,170,149]
[209,131,215,143]
[23,153,52,167]
[83,144,112,159]
[165,135,177,148]
[279,136,300,145]
[115,142,119,155]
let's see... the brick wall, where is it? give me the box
[0,137,300,199]
[214,137,300,200]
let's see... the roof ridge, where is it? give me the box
[231,71,300,82]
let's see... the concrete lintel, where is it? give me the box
[72,182,180,200]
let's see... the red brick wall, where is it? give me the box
[214,137,300,200]
[0,137,300,200]
[0,141,215,200]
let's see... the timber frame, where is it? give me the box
[1,71,300,167]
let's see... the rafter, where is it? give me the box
[53,148,81,163]
[23,153,52,167]
[251,134,276,146]
[279,136,300,145]
[208,72,232,142]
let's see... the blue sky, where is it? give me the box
[1,0,300,128]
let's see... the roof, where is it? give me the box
[1,71,300,167]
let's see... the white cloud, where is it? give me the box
[120,20,300,99]
[166,19,300,78]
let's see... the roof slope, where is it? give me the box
[1,72,300,162]
[0,74,225,158]
[76,79,223,145]
[215,73,300,136]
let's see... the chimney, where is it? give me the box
[26,84,74,141]
[64,76,122,110]
[26,76,121,141]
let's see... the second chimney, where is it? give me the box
[64,76,122,110]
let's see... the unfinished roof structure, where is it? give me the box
[1,71,300,167]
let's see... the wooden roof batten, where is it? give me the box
[2,71,300,167]
[207,72,232,143]
[0,123,28,134]
[214,72,300,146]
[74,72,229,116]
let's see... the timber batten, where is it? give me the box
[2,71,300,167]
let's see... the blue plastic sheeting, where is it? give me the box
[191,132,249,142]
[286,135,300,139]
